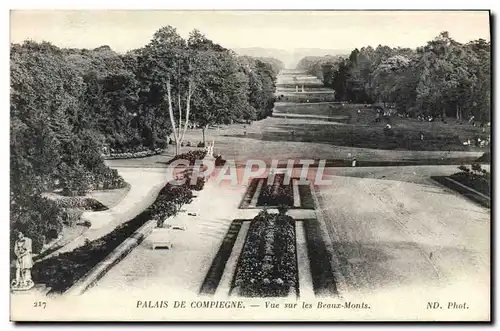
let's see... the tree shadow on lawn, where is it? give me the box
[224,122,467,152]
[330,240,481,293]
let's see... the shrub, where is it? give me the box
[167,150,207,165]
[215,155,226,166]
[53,197,108,211]
[11,196,64,254]
[458,165,469,173]
[185,175,205,191]
[471,163,482,174]
[79,220,92,228]
[61,208,84,227]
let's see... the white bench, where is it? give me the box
[149,228,174,250]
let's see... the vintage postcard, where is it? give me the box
[9,10,491,322]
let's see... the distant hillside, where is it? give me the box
[233,47,292,67]
[233,47,349,69]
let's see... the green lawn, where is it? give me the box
[276,93,336,103]
[272,103,490,151]
[105,98,488,168]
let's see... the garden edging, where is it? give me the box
[310,184,346,297]
[431,176,490,208]
[65,219,157,295]
[445,177,490,200]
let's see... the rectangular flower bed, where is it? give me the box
[231,210,298,297]
[239,174,315,209]
[257,174,294,207]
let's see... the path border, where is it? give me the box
[431,176,490,208]
[65,219,157,295]
[309,183,347,298]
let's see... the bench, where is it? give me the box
[148,228,173,250]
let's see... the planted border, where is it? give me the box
[431,176,490,208]
[298,184,315,209]
[238,179,259,209]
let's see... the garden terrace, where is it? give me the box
[31,181,195,294]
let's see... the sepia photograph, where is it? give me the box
[8,9,491,322]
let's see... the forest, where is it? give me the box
[297,32,491,123]
[10,26,283,251]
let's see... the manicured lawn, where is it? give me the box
[266,102,490,151]
[276,93,336,103]
[274,103,351,118]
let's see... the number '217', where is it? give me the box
[33,301,47,309]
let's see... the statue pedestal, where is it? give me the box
[11,279,34,292]
[203,154,215,161]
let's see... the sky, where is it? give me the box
[10,10,490,53]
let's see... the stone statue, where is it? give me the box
[11,232,34,291]
[205,140,215,158]
[202,140,216,170]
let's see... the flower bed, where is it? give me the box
[102,148,164,160]
[166,150,226,167]
[167,150,208,165]
[257,174,294,207]
[450,164,490,196]
[231,210,298,297]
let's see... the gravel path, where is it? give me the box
[316,166,490,298]
[52,168,169,255]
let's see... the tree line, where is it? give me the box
[10,26,282,251]
[297,32,491,123]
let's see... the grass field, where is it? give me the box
[272,102,490,152]
[276,93,337,103]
